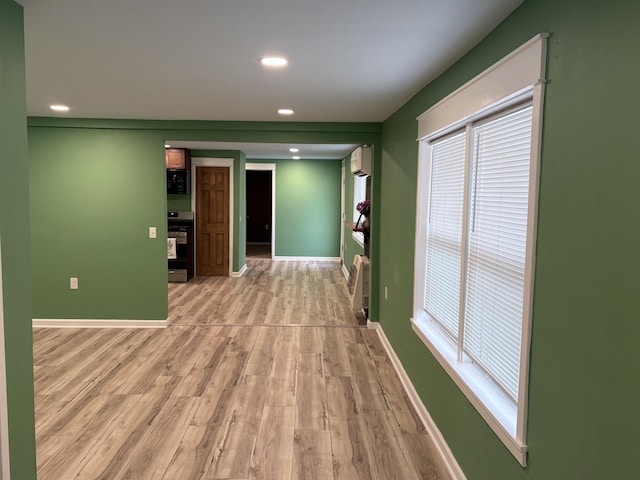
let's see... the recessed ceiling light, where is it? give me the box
[278,109,294,115]
[260,57,288,67]
[289,148,299,153]
[292,156,301,160]
[50,104,69,112]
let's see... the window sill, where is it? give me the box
[351,231,364,248]
[411,314,528,466]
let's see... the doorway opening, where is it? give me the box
[246,163,275,259]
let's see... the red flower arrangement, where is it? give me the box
[356,200,371,217]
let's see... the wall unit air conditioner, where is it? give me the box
[348,255,370,312]
[350,146,372,177]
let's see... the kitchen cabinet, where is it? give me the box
[165,148,191,170]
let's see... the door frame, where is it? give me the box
[191,158,234,277]
[0,237,11,479]
[340,159,346,265]
[245,163,276,259]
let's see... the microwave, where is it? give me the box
[167,169,190,194]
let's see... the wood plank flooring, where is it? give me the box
[34,259,450,480]
[168,259,365,326]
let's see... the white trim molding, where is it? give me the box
[340,160,346,264]
[417,33,548,140]
[0,237,12,479]
[232,264,248,277]
[371,322,467,480]
[32,319,168,328]
[245,163,275,170]
[273,256,341,262]
[246,163,276,259]
[342,264,350,281]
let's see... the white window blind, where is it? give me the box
[353,175,367,244]
[463,105,533,400]
[424,131,466,340]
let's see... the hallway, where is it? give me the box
[34,260,450,479]
[168,259,364,327]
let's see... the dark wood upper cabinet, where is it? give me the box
[165,148,191,170]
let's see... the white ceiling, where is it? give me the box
[18,0,523,158]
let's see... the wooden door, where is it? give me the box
[196,166,230,276]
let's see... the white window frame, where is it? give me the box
[352,174,367,247]
[0,236,11,478]
[412,34,548,466]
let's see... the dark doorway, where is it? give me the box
[246,170,272,258]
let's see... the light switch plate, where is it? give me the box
[149,227,157,239]
[70,277,78,290]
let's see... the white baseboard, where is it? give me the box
[32,319,168,329]
[273,256,341,262]
[373,323,467,480]
[232,264,248,277]
[342,264,350,281]
[0,239,11,479]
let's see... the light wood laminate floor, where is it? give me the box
[34,259,450,480]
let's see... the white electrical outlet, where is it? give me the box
[149,227,157,239]
[70,277,79,290]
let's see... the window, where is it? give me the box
[413,34,547,466]
[463,105,533,401]
[425,104,533,397]
[352,174,367,246]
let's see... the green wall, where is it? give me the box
[29,128,169,320]
[251,159,342,258]
[167,194,191,212]
[0,0,37,477]
[273,159,341,257]
[377,0,640,478]
[177,157,343,259]
[28,121,380,320]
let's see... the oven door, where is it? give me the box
[168,228,191,282]
[168,230,188,244]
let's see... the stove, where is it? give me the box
[168,211,194,282]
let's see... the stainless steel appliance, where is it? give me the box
[168,211,194,282]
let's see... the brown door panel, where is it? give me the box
[196,166,230,276]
